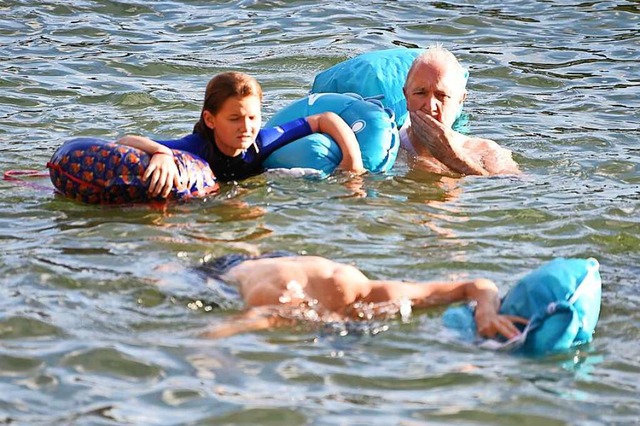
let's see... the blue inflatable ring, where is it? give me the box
[311,48,469,131]
[47,138,218,204]
[264,93,399,177]
[442,258,602,356]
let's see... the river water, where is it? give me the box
[1,1,639,424]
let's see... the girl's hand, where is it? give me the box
[116,135,187,198]
[143,151,182,198]
[338,159,366,175]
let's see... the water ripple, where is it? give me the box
[1,0,639,424]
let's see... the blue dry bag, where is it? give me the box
[311,48,469,130]
[442,258,602,356]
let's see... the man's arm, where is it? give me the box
[409,111,520,176]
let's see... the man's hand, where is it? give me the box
[409,110,459,156]
[409,110,488,176]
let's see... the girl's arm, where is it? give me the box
[305,112,365,174]
[117,135,182,198]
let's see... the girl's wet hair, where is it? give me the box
[193,72,263,139]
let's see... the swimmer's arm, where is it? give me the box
[116,135,182,197]
[306,112,366,174]
[362,278,526,339]
[200,306,294,339]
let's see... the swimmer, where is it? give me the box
[117,72,365,197]
[195,252,527,339]
[401,46,520,176]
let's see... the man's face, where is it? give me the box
[404,60,466,129]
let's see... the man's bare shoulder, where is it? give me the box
[461,135,504,152]
[462,136,520,175]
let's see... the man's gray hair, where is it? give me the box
[405,45,467,91]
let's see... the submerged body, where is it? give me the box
[197,253,526,339]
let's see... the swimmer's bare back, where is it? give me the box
[221,256,371,312]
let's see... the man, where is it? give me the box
[401,46,520,176]
[197,252,526,338]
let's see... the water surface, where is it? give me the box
[1,1,639,424]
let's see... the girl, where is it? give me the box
[117,72,365,198]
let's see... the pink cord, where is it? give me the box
[3,169,52,191]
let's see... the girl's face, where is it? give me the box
[204,95,262,156]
